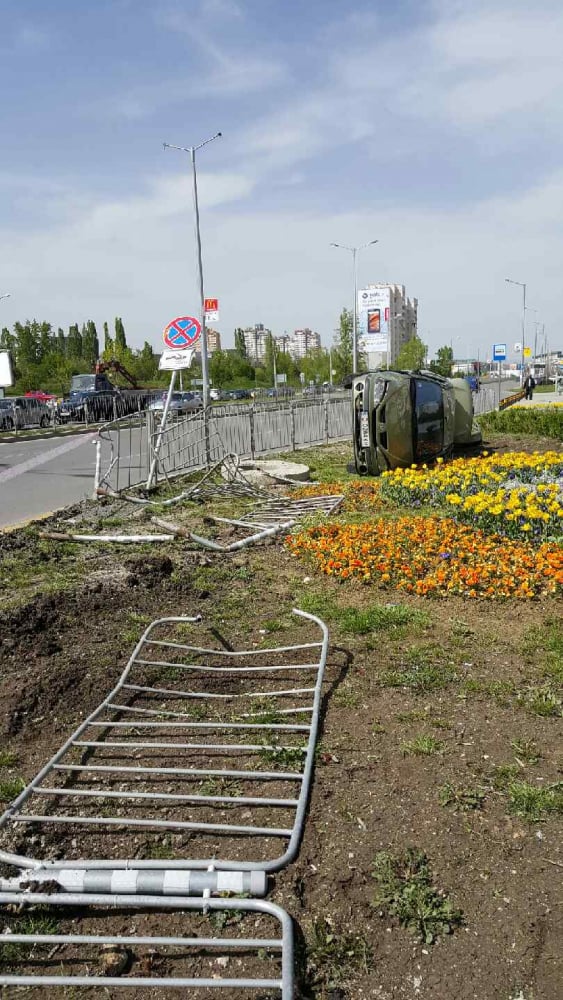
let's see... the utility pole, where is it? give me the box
[330,240,379,374]
[163,132,222,408]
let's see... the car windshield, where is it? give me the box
[0,399,14,408]
[413,379,444,460]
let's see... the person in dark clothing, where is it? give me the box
[523,374,536,400]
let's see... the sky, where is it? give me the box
[1,0,563,362]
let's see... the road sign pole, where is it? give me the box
[146,371,176,490]
[498,361,501,409]
[191,147,210,409]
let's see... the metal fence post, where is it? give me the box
[324,400,329,444]
[249,405,256,459]
[204,407,211,466]
[290,403,296,452]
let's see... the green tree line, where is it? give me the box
[0,309,359,396]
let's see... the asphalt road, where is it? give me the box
[0,431,98,529]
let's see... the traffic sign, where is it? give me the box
[523,347,531,358]
[493,343,506,361]
[163,316,201,351]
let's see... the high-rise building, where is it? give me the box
[289,328,321,360]
[193,327,221,359]
[243,324,270,362]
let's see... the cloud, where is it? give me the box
[2,161,562,360]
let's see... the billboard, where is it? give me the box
[357,286,390,352]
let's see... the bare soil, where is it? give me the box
[0,436,561,999]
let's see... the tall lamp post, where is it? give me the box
[505,278,527,386]
[163,132,222,408]
[330,240,379,375]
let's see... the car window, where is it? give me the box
[413,379,444,460]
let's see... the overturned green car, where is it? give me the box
[353,370,482,476]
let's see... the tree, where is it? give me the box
[209,350,234,388]
[395,334,427,372]
[331,307,353,383]
[66,323,82,359]
[103,321,112,354]
[234,328,247,357]
[82,321,99,366]
[114,317,127,351]
[429,345,453,378]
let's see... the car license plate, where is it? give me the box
[360,412,370,448]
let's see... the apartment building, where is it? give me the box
[193,327,221,360]
[289,328,321,360]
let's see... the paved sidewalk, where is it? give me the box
[512,395,563,407]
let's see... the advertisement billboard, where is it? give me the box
[357,287,390,352]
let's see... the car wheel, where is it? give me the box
[40,415,49,428]
[4,417,14,431]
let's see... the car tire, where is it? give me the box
[40,415,49,428]
[4,417,14,431]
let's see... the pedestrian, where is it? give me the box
[523,374,536,400]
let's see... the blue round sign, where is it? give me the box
[163,315,202,350]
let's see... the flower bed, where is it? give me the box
[380,451,562,541]
[286,517,563,599]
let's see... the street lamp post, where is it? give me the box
[163,133,222,408]
[330,240,379,375]
[505,278,527,386]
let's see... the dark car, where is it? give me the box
[57,390,117,423]
[228,389,251,400]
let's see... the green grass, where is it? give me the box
[439,783,486,811]
[372,849,463,944]
[306,916,371,988]
[401,735,444,757]
[275,441,355,482]
[0,913,59,963]
[508,781,563,822]
[478,407,563,440]
[0,750,18,768]
[297,592,431,638]
[380,646,456,693]
[523,618,563,684]
[518,684,562,718]
[511,739,542,764]
[0,777,25,802]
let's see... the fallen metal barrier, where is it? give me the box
[0,894,293,994]
[0,610,329,995]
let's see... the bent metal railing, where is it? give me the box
[0,611,328,885]
[94,396,352,497]
[0,610,329,995]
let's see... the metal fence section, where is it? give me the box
[95,395,352,496]
[0,610,329,887]
[473,386,498,416]
[0,894,293,995]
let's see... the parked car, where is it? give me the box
[0,396,51,430]
[228,389,251,400]
[353,370,482,476]
[57,390,117,423]
[148,391,203,416]
[209,388,226,402]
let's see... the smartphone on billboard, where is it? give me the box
[367,309,380,333]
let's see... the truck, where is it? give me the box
[353,369,482,476]
[58,360,149,423]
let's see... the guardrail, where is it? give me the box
[499,388,526,410]
[95,395,352,497]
